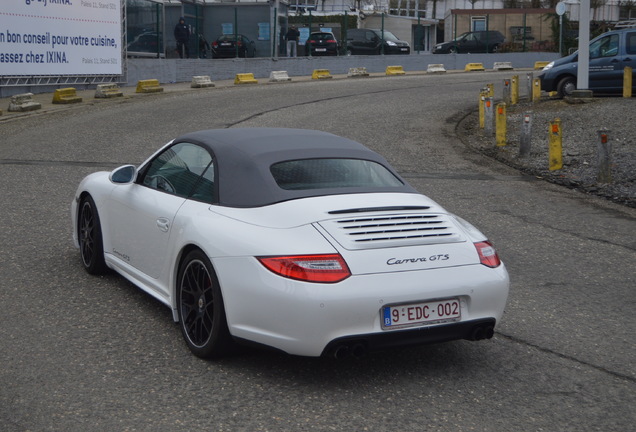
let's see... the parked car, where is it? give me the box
[127,32,162,55]
[345,29,410,55]
[433,31,505,54]
[71,128,509,359]
[305,31,339,56]
[538,28,636,97]
[211,34,256,58]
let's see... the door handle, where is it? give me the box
[156,217,170,232]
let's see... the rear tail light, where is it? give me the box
[474,241,501,268]
[326,39,336,43]
[257,254,351,283]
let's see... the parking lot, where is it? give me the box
[1,71,634,431]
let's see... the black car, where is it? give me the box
[305,32,339,56]
[433,31,505,54]
[211,34,256,59]
[345,29,410,55]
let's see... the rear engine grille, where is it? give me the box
[319,213,464,250]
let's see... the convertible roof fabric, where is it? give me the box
[174,128,416,207]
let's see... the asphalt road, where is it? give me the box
[1,72,634,432]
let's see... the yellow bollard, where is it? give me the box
[479,90,488,129]
[532,77,542,103]
[624,66,633,98]
[496,103,507,147]
[549,119,563,171]
[511,75,519,105]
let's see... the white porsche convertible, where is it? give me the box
[71,128,509,359]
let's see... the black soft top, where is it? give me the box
[174,128,416,207]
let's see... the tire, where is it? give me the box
[177,249,233,358]
[78,195,108,275]
[557,76,576,98]
[345,48,353,56]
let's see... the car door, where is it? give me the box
[106,142,213,281]
[588,32,625,91]
[363,30,380,54]
[620,29,636,89]
[461,33,479,52]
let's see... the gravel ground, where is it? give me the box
[459,97,636,208]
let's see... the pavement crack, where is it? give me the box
[498,331,636,383]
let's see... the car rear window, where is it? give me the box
[270,158,404,190]
[311,33,334,41]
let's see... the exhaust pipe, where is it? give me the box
[333,345,350,360]
[469,325,495,341]
[471,327,485,341]
[331,342,367,359]
[351,343,367,359]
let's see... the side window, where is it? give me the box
[140,142,214,201]
[590,34,619,59]
[627,32,636,55]
[190,161,215,203]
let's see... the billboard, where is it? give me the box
[0,0,122,76]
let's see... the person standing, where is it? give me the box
[285,25,300,57]
[174,17,190,59]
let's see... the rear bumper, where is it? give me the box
[322,318,496,358]
[215,257,509,357]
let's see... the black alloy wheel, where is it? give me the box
[177,249,233,358]
[78,195,107,275]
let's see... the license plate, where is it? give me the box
[382,298,461,329]
[400,48,408,51]
[221,43,231,46]
[316,48,326,52]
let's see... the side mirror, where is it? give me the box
[109,165,137,184]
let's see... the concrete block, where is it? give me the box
[347,67,369,78]
[136,79,164,93]
[52,88,82,104]
[269,71,291,82]
[465,63,485,72]
[493,62,514,71]
[426,64,446,74]
[312,69,332,79]
[8,93,42,112]
[191,76,215,88]
[386,65,405,75]
[234,73,258,85]
[95,83,124,98]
